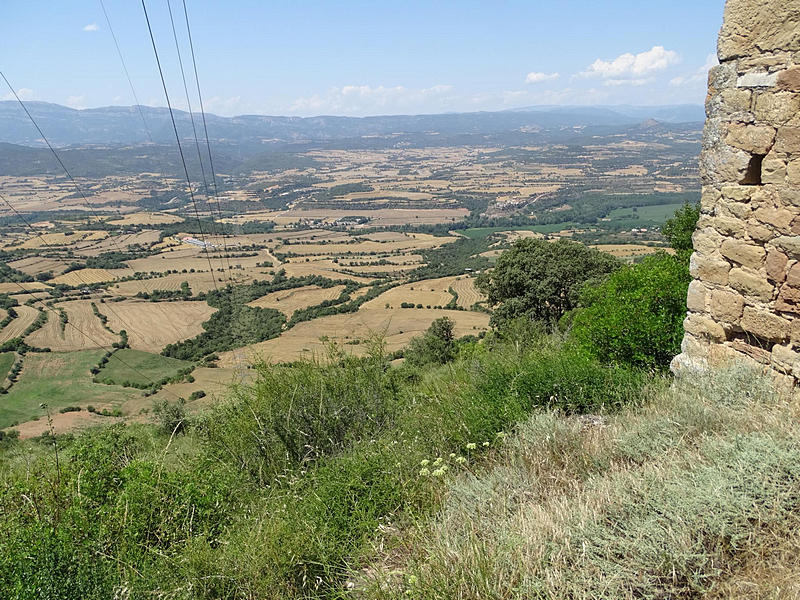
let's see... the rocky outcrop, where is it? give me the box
[672,0,800,386]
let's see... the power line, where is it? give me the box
[0,71,125,223]
[3,279,185,403]
[99,0,154,144]
[140,0,219,293]
[164,0,231,282]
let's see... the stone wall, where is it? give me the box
[671,0,800,383]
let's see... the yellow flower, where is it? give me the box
[455,456,467,464]
[420,459,430,467]
[419,468,430,476]
[466,442,477,450]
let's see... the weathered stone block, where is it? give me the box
[787,159,800,185]
[786,262,800,287]
[706,215,747,237]
[754,92,800,124]
[777,67,800,91]
[718,0,800,60]
[729,266,775,300]
[729,339,772,364]
[771,343,800,373]
[684,313,727,342]
[687,281,710,313]
[710,288,745,321]
[690,253,732,285]
[776,282,800,313]
[754,205,794,232]
[737,71,779,88]
[774,126,800,153]
[761,155,787,184]
[747,221,774,242]
[725,122,776,153]
[692,227,724,255]
[773,235,800,258]
[777,189,800,208]
[720,185,753,202]
[720,237,766,268]
[742,306,790,341]
[765,249,788,282]
[719,88,753,116]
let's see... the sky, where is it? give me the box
[1,1,725,117]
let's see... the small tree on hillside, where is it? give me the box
[404,316,456,367]
[661,202,700,254]
[477,238,620,327]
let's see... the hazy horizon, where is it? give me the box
[2,1,724,117]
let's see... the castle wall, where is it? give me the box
[672,0,800,383]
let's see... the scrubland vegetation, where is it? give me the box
[4,202,796,598]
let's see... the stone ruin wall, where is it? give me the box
[672,0,800,384]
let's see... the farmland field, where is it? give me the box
[26,300,118,351]
[0,305,39,343]
[96,348,193,387]
[101,300,217,353]
[248,284,347,315]
[0,352,14,382]
[0,350,142,428]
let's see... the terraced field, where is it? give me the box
[247,285,347,316]
[26,300,118,351]
[0,305,39,343]
[101,300,217,353]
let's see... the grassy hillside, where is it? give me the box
[95,349,193,387]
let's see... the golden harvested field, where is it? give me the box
[101,300,216,353]
[26,300,118,351]
[280,260,374,283]
[8,256,71,277]
[0,305,40,343]
[450,277,484,308]
[0,282,51,294]
[279,233,456,256]
[127,246,275,274]
[0,309,6,322]
[10,231,108,250]
[591,244,673,258]
[218,307,489,366]
[51,268,127,286]
[225,208,469,227]
[362,276,477,310]
[110,271,245,296]
[108,212,183,225]
[247,285,347,315]
[79,230,163,255]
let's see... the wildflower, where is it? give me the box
[449,453,456,459]
[420,459,430,467]
[482,441,490,447]
[466,442,477,450]
[408,575,418,585]
[432,468,445,477]
[455,456,467,464]
[419,468,430,476]
[496,431,506,439]
[433,457,443,466]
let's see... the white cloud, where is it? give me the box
[604,78,652,87]
[670,53,718,87]
[583,45,680,79]
[65,95,86,109]
[289,83,455,116]
[525,72,560,84]
[83,23,99,32]
[1,87,36,101]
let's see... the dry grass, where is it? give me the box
[218,307,489,366]
[101,300,216,353]
[0,305,39,343]
[0,282,51,294]
[362,276,484,310]
[51,268,126,286]
[247,285,346,315]
[358,366,800,600]
[108,212,183,225]
[26,300,118,351]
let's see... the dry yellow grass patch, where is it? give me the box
[362,276,481,310]
[0,305,40,343]
[7,256,71,277]
[0,282,51,294]
[111,271,244,296]
[14,231,107,249]
[591,244,673,258]
[101,300,216,353]
[280,260,374,283]
[108,212,183,226]
[247,285,346,316]
[218,307,489,366]
[51,268,126,286]
[450,277,484,308]
[26,301,118,351]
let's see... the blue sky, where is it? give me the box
[2,1,725,117]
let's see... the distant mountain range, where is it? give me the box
[0,101,704,149]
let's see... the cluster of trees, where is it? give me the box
[475,202,699,369]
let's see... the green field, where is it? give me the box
[606,202,686,225]
[0,352,14,383]
[96,349,193,387]
[0,350,142,428]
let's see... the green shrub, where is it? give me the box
[570,252,689,369]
